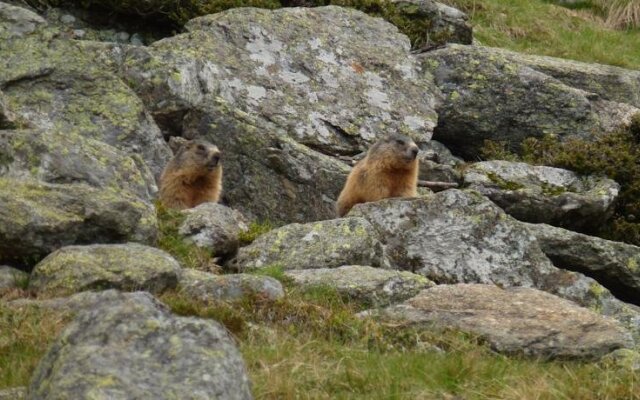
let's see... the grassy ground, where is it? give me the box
[1,283,638,399]
[444,0,640,69]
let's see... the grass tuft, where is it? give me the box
[155,201,216,270]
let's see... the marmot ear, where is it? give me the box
[168,137,190,155]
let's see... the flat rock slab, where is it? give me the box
[525,223,640,305]
[179,269,284,302]
[285,265,434,307]
[27,291,252,399]
[232,217,389,271]
[29,244,181,296]
[375,284,634,360]
[464,160,619,233]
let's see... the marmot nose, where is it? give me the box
[208,155,220,169]
[410,147,419,158]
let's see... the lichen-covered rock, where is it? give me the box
[122,6,440,222]
[464,160,619,232]
[232,218,390,271]
[0,7,171,178]
[348,190,556,285]
[29,244,180,296]
[348,190,640,338]
[285,265,434,306]
[0,89,18,129]
[179,269,284,302]
[0,177,157,267]
[27,291,252,400]
[418,140,464,185]
[0,387,26,400]
[0,265,28,289]
[390,0,472,48]
[0,1,45,40]
[421,44,640,158]
[503,49,640,109]
[524,222,640,305]
[178,203,249,257]
[373,284,633,360]
[0,129,157,200]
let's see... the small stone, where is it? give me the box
[130,33,144,46]
[59,14,76,25]
[115,31,130,42]
[72,29,86,39]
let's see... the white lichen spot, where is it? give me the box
[246,26,284,67]
[279,70,310,85]
[308,38,322,50]
[247,85,267,102]
[318,50,339,66]
[366,88,391,111]
[197,61,220,93]
[394,62,416,80]
[307,92,318,103]
[403,116,426,131]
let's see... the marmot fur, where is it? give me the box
[159,139,222,210]
[336,133,419,217]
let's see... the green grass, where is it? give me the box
[155,201,217,270]
[1,285,638,397]
[444,0,640,69]
[237,221,275,245]
[0,303,70,388]
[162,287,640,400]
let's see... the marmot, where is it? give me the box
[159,139,222,210]
[336,133,419,217]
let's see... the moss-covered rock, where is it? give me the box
[232,217,390,271]
[464,160,619,233]
[0,178,158,267]
[420,44,639,158]
[27,291,252,399]
[0,13,171,178]
[28,243,181,296]
[178,269,284,302]
[285,265,434,307]
[373,284,634,360]
[0,129,157,200]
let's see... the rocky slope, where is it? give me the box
[2,0,640,397]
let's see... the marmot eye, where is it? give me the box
[395,139,405,145]
[196,144,207,152]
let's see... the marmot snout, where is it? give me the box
[159,139,223,210]
[336,133,419,217]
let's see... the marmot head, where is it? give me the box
[368,133,419,168]
[174,139,221,174]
